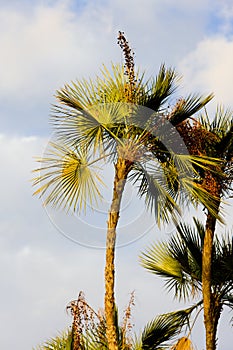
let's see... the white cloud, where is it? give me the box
[0,0,225,134]
[0,0,230,105]
[0,2,114,100]
[178,36,233,111]
[0,1,117,134]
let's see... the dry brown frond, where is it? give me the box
[171,336,195,350]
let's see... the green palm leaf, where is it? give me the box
[198,106,233,180]
[33,142,104,213]
[52,101,131,154]
[33,329,72,350]
[141,217,233,306]
[140,64,179,111]
[140,219,205,300]
[129,160,181,226]
[140,240,195,300]
[169,93,213,126]
[138,309,192,350]
[199,106,232,138]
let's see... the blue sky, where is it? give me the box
[0,1,233,349]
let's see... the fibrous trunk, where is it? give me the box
[202,212,217,350]
[202,186,221,350]
[104,157,131,350]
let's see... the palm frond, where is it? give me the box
[222,293,233,310]
[199,106,233,161]
[140,241,194,300]
[33,329,72,350]
[140,219,206,300]
[32,142,104,213]
[129,160,181,226]
[175,222,202,274]
[170,223,202,291]
[52,101,132,154]
[139,310,191,350]
[171,336,195,350]
[141,215,233,307]
[51,64,140,153]
[199,106,232,136]
[192,217,205,245]
[99,64,147,104]
[169,93,213,126]
[140,64,179,111]
[212,233,233,290]
[180,177,223,222]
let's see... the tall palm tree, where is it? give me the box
[175,107,233,350]
[33,33,218,350]
[140,218,233,348]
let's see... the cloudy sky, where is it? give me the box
[0,0,233,349]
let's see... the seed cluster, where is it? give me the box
[177,119,223,197]
[67,291,97,349]
[117,31,137,101]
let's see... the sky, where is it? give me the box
[0,0,233,349]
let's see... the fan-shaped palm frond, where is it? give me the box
[141,218,233,313]
[168,153,224,221]
[33,329,72,350]
[198,106,233,194]
[140,219,204,300]
[52,101,131,154]
[135,309,194,350]
[199,106,232,139]
[129,159,181,226]
[33,142,104,213]
[212,234,233,296]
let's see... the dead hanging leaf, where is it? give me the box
[171,336,195,350]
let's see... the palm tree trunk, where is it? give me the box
[104,157,131,350]
[202,212,217,350]
[202,167,222,350]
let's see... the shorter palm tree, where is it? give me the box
[34,293,194,350]
[140,218,233,348]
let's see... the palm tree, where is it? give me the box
[140,218,233,348]
[33,32,217,350]
[34,305,193,350]
[34,290,193,350]
[175,107,233,350]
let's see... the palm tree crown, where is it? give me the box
[33,63,216,221]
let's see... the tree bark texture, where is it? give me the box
[202,166,222,350]
[104,157,131,350]
[202,185,221,350]
[202,212,217,350]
